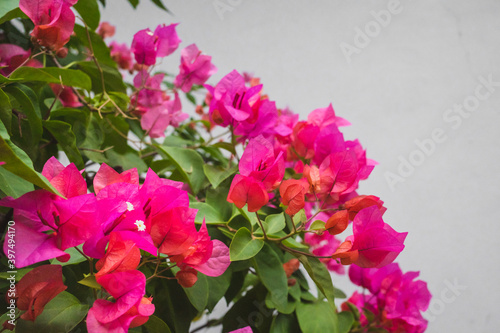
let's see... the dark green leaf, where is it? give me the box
[77,61,126,93]
[0,123,59,194]
[150,0,170,12]
[182,273,209,312]
[16,291,88,332]
[270,313,301,333]
[4,84,42,144]
[74,0,100,30]
[0,89,12,135]
[203,164,237,189]
[296,301,338,333]
[338,311,355,333]
[190,201,222,224]
[293,254,337,312]
[212,141,236,155]
[0,166,34,198]
[43,120,84,168]
[252,243,288,313]
[155,145,206,193]
[73,24,116,68]
[144,315,172,333]
[206,268,232,312]
[127,0,140,8]
[105,147,148,173]
[230,227,264,261]
[0,0,20,25]
[9,67,92,91]
[255,213,286,236]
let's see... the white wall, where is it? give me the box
[102,1,500,332]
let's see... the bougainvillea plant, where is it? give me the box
[0,0,431,332]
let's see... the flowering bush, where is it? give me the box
[0,1,431,332]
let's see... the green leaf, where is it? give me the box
[77,61,126,93]
[183,273,209,312]
[309,220,326,231]
[74,0,100,30]
[203,164,237,189]
[0,89,12,136]
[270,313,301,333]
[292,209,307,228]
[4,84,42,144]
[50,245,87,266]
[293,254,337,312]
[190,201,222,224]
[296,301,338,333]
[252,243,289,313]
[230,227,264,261]
[144,315,172,333]
[0,163,33,198]
[206,268,232,312]
[0,0,20,24]
[9,67,92,91]
[43,120,84,168]
[0,124,59,195]
[127,0,140,8]
[16,291,88,332]
[74,24,116,68]
[150,0,170,12]
[338,311,355,333]
[255,213,286,236]
[105,147,148,173]
[212,141,236,155]
[155,145,206,193]
[0,8,26,25]
[77,274,101,289]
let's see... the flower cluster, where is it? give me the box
[1,158,229,331]
[343,263,432,333]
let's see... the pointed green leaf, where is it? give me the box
[230,227,264,261]
[252,243,288,313]
[43,120,84,168]
[0,165,34,198]
[74,25,116,68]
[338,311,355,333]
[296,301,338,333]
[156,145,206,193]
[0,89,12,136]
[270,313,301,333]
[190,201,222,224]
[182,273,209,312]
[144,315,172,333]
[4,84,42,143]
[255,213,286,236]
[16,291,88,332]
[74,0,100,30]
[9,67,92,91]
[203,164,237,189]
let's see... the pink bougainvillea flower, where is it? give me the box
[279,179,308,216]
[333,206,407,268]
[0,44,42,75]
[205,70,262,126]
[290,121,319,160]
[19,0,78,50]
[176,267,199,288]
[227,174,269,212]
[312,124,346,165]
[140,91,186,137]
[347,263,431,333]
[174,43,217,92]
[317,150,359,198]
[239,135,285,191]
[131,23,181,66]
[42,156,87,198]
[97,21,116,39]
[110,41,134,71]
[87,270,154,333]
[229,327,253,333]
[234,99,278,141]
[93,163,139,194]
[307,103,350,129]
[15,265,67,321]
[95,232,141,278]
[49,83,82,108]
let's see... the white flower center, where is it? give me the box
[135,220,146,232]
[126,202,134,211]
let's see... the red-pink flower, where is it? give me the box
[279,179,308,216]
[87,270,155,332]
[131,24,181,66]
[227,174,269,212]
[42,156,87,198]
[15,265,67,321]
[205,70,262,126]
[19,0,78,50]
[110,42,134,71]
[333,206,407,268]
[174,44,217,92]
[93,163,139,194]
[49,84,82,108]
[97,22,116,39]
[0,44,42,76]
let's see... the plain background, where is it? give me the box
[102,1,500,332]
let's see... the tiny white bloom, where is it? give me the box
[126,202,134,211]
[135,220,146,232]
[146,30,154,36]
